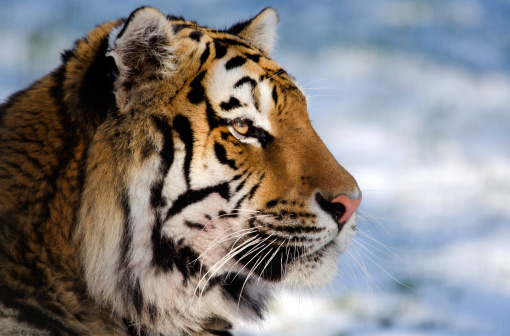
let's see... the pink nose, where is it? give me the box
[331,194,362,224]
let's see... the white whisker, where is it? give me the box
[236,238,279,308]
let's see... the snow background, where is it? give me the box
[1,0,509,335]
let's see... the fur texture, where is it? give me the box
[0,7,361,336]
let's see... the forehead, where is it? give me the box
[170,21,307,127]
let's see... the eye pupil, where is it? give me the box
[233,120,250,135]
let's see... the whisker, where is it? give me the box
[356,210,390,235]
[197,226,260,261]
[349,243,379,292]
[302,87,349,91]
[196,235,260,294]
[305,94,342,99]
[352,239,408,289]
[228,233,275,281]
[256,239,286,285]
[353,232,398,260]
[301,78,333,88]
[236,238,279,307]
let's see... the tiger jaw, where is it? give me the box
[182,198,358,287]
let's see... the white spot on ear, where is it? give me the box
[107,24,128,75]
[237,8,279,54]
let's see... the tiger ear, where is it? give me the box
[229,7,279,54]
[107,7,176,108]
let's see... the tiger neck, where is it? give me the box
[0,22,126,334]
[0,21,121,265]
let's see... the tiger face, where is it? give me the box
[0,6,360,335]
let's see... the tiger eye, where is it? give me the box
[233,120,250,135]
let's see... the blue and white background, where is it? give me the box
[1,1,509,335]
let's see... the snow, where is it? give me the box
[1,0,509,335]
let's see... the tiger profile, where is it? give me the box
[0,6,361,336]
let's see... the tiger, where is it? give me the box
[0,6,361,336]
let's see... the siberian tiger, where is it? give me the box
[0,6,361,336]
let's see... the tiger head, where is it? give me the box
[73,6,361,334]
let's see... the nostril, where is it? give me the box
[316,193,362,227]
[331,194,362,224]
[315,193,346,223]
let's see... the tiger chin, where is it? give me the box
[0,6,361,336]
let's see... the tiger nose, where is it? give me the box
[315,192,362,227]
[331,194,362,224]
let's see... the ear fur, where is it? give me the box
[107,7,175,108]
[229,7,279,54]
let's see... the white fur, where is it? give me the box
[207,57,275,145]
[238,8,279,54]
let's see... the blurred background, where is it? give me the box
[1,0,509,335]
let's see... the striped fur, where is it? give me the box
[0,7,360,336]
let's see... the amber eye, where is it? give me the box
[232,120,250,135]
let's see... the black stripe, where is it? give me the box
[7,147,46,171]
[214,41,228,59]
[221,273,266,319]
[247,175,263,200]
[214,143,236,169]
[164,183,230,221]
[184,221,206,230]
[207,330,234,336]
[220,97,242,111]
[233,175,254,209]
[150,180,165,208]
[123,318,150,336]
[78,35,117,126]
[271,86,278,105]
[245,54,261,63]
[235,177,248,193]
[0,286,79,336]
[132,278,144,315]
[167,14,186,21]
[234,174,263,209]
[171,24,190,34]
[151,116,174,171]
[215,37,253,50]
[225,56,246,70]
[200,42,211,65]
[118,190,148,318]
[49,66,66,105]
[174,115,194,187]
[189,30,203,41]
[152,214,176,271]
[206,101,223,131]
[119,190,132,272]
[150,116,174,208]
[151,215,201,282]
[187,71,206,105]
[234,76,257,89]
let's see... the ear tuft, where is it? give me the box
[107,7,175,107]
[229,7,279,54]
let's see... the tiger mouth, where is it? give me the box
[231,223,337,282]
